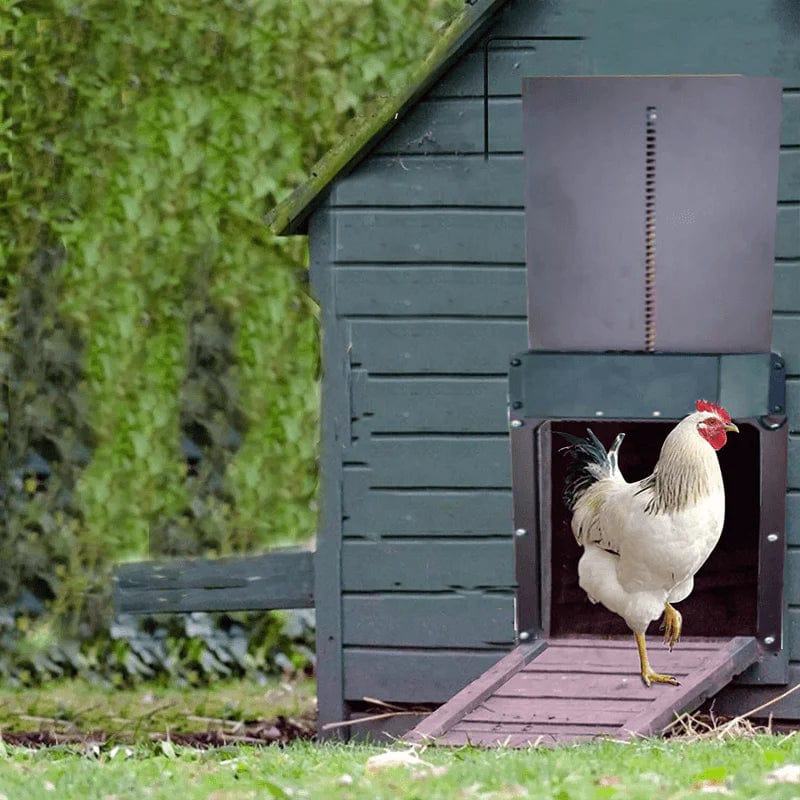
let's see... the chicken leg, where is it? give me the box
[635,633,680,687]
[660,603,682,651]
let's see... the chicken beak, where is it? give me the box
[724,422,739,433]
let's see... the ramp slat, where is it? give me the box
[406,635,759,747]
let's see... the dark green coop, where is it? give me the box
[263,0,800,740]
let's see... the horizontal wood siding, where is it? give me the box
[341,540,514,591]
[335,265,526,316]
[342,594,514,649]
[374,96,800,155]
[326,3,800,712]
[334,151,799,205]
[342,483,511,537]
[342,648,507,703]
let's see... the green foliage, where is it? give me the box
[0,0,462,626]
[0,608,315,687]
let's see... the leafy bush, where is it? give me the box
[0,607,315,687]
[0,0,461,628]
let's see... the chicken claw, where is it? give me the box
[659,603,683,651]
[635,633,681,687]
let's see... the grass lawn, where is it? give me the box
[0,678,316,741]
[2,736,800,799]
[3,680,800,798]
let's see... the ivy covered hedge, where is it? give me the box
[1,0,461,630]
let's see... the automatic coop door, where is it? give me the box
[521,75,782,353]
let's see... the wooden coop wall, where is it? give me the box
[308,0,800,734]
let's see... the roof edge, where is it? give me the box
[266,0,510,236]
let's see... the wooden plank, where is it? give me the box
[790,436,800,490]
[463,696,648,726]
[342,648,508,703]
[308,209,347,737]
[342,484,512,537]
[333,149,797,208]
[773,317,800,375]
[498,669,697,701]
[774,263,800,313]
[334,266,526,317]
[780,151,800,202]
[777,207,800,259]
[335,207,796,266]
[360,436,511,488]
[491,3,800,86]
[351,376,509,434]
[334,209,525,263]
[373,95,800,156]
[788,493,800,547]
[341,540,514,592]
[407,641,547,743]
[788,380,799,432]
[349,319,526,374]
[332,156,524,207]
[453,721,622,735]
[113,550,313,614]
[406,636,758,747]
[623,637,759,736]
[342,593,515,649]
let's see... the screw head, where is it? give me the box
[511,401,523,410]
[764,636,776,646]
[767,533,779,542]
[510,419,523,429]
[515,528,527,538]
[518,631,531,642]
[773,405,784,413]
[774,360,784,370]
[510,358,521,367]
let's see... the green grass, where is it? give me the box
[0,678,316,737]
[2,736,800,799]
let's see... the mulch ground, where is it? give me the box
[0,714,317,749]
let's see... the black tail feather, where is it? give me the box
[557,429,623,511]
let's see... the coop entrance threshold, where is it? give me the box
[406,636,758,748]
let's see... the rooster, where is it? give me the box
[560,400,738,687]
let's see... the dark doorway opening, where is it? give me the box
[544,419,761,640]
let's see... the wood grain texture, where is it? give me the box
[407,637,758,746]
[407,641,547,742]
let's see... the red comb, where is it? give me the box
[695,399,731,424]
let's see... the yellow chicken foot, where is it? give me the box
[659,603,683,651]
[635,633,680,687]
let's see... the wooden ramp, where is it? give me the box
[406,636,758,748]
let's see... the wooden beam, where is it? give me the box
[113,550,314,614]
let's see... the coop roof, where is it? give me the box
[266,0,510,236]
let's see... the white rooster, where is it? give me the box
[561,400,738,687]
